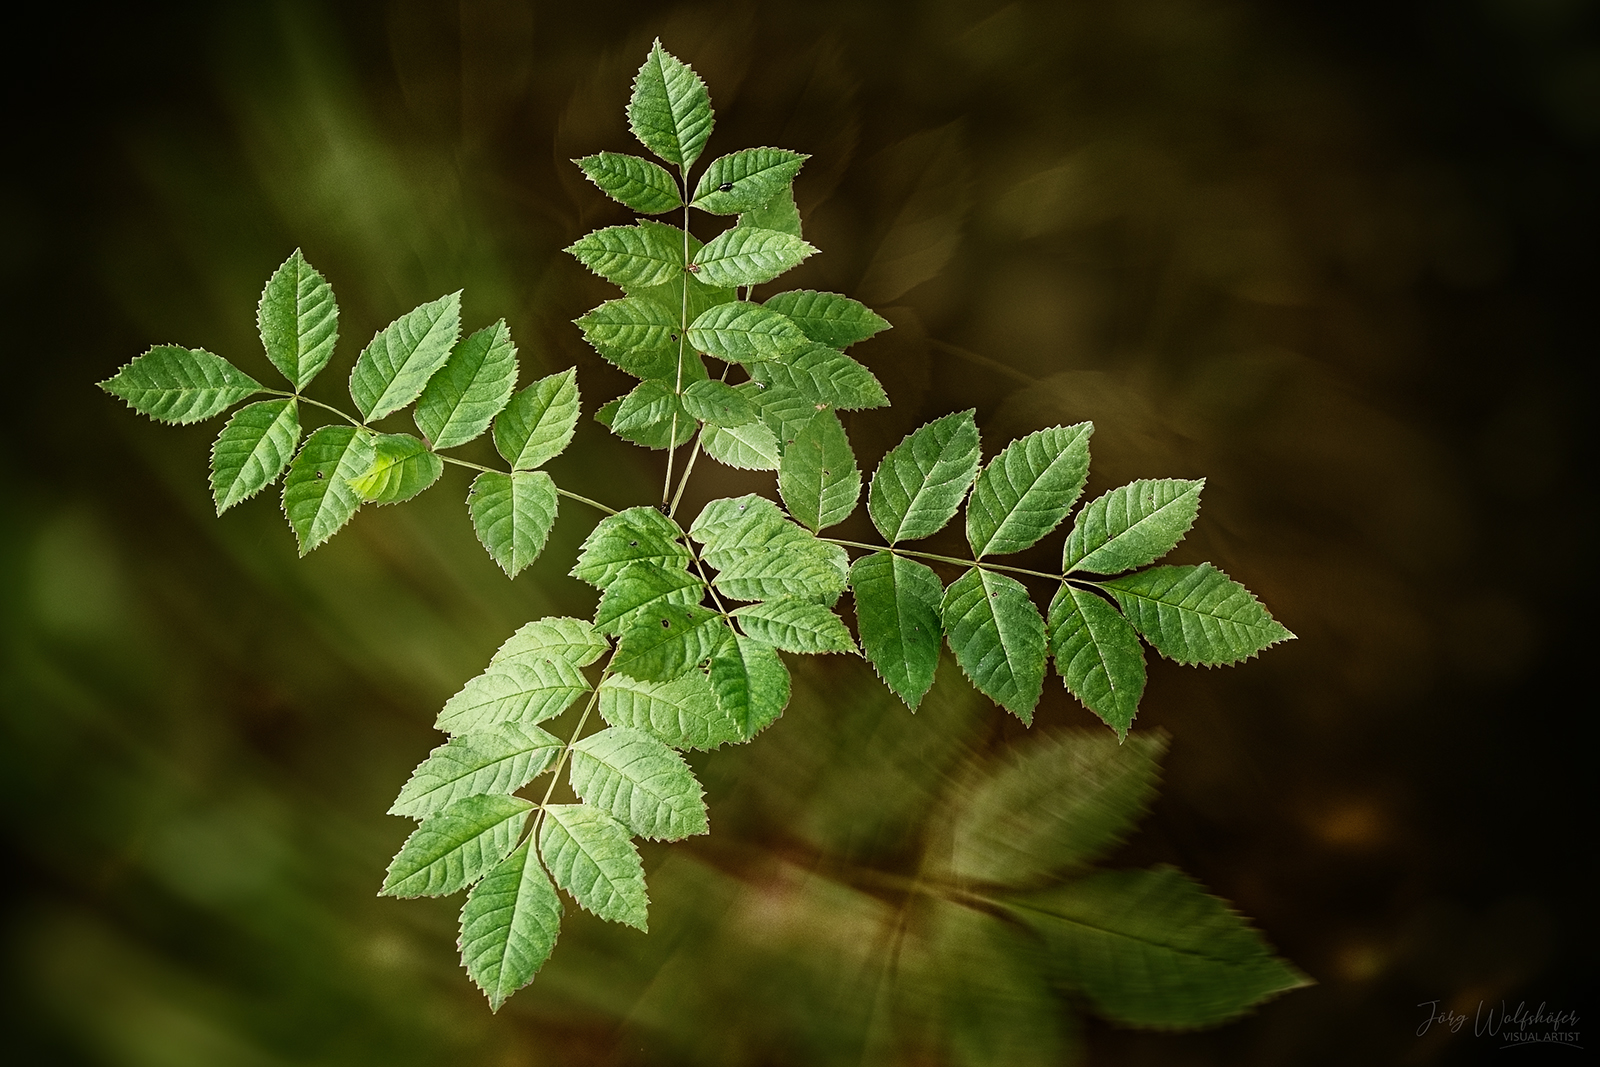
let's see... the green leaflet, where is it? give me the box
[349,292,462,422]
[733,598,856,654]
[493,369,580,470]
[350,433,443,505]
[966,423,1093,558]
[435,657,591,734]
[571,506,691,587]
[946,731,1165,885]
[611,379,692,439]
[848,552,943,710]
[691,227,817,288]
[537,804,650,930]
[388,724,563,820]
[414,320,519,450]
[380,793,532,898]
[1064,479,1204,575]
[688,492,790,546]
[762,290,891,350]
[691,147,809,214]
[209,398,300,514]
[1102,563,1294,666]
[868,410,981,544]
[750,344,888,411]
[778,411,861,531]
[256,249,339,390]
[709,633,790,741]
[595,395,697,451]
[1048,584,1146,738]
[573,152,683,215]
[565,220,686,290]
[459,840,562,1012]
[701,421,781,471]
[611,603,727,682]
[681,380,759,427]
[691,493,848,602]
[737,186,803,238]
[99,345,261,425]
[1006,866,1308,1028]
[744,379,819,448]
[568,726,709,840]
[599,670,741,751]
[942,568,1046,723]
[468,470,558,578]
[628,39,714,170]
[593,561,705,637]
[574,297,682,381]
[491,617,608,669]
[281,425,374,556]
[686,301,810,364]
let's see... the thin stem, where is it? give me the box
[667,431,704,519]
[534,674,606,833]
[434,454,618,515]
[662,169,693,507]
[822,537,1065,582]
[263,389,360,427]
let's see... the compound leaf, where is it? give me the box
[350,433,443,505]
[349,292,461,422]
[942,568,1046,723]
[691,227,816,288]
[415,319,518,450]
[686,301,809,364]
[848,552,943,709]
[1102,564,1294,666]
[594,561,705,637]
[575,298,682,381]
[778,411,861,531]
[573,152,683,215]
[709,633,790,741]
[701,421,781,471]
[468,470,558,578]
[691,147,808,214]
[459,840,562,1012]
[628,40,714,170]
[538,804,649,930]
[751,344,888,411]
[436,658,591,734]
[599,670,740,751]
[571,506,691,587]
[611,604,727,682]
[1048,584,1146,738]
[569,726,709,840]
[966,423,1093,558]
[1064,479,1204,575]
[99,345,261,424]
[210,398,300,514]
[868,410,981,544]
[256,248,339,390]
[281,425,374,556]
[492,617,608,669]
[493,369,580,470]
[1006,866,1309,1029]
[762,290,890,350]
[565,221,685,290]
[380,793,531,898]
[389,724,563,820]
[681,379,759,427]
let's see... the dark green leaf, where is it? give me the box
[734,597,856,654]
[573,152,683,214]
[691,147,808,214]
[414,320,519,450]
[1064,479,1204,575]
[574,298,682,381]
[681,379,759,427]
[99,345,261,424]
[686,301,810,364]
[599,670,741,751]
[701,421,781,470]
[744,379,819,447]
[538,804,649,930]
[778,411,861,531]
[1102,564,1294,666]
[388,724,563,820]
[628,40,714,170]
[571,506,691,587]
[849,552,943,709]
[435,658,591,734]
[468,470,558,578]
[737,186,803,238]
[868,410,981,544]
[493,369,580,470]
[380,793,531,898]
[709,633,790,741]
[210,398,300,514]
[256,249,338,390]
[611,603,727,682]
[966,423,1093,558]
[349,292,462,421]
[593,561,705,637]
[568,726,709,840]
[690,227,816,288]
[1048,584,1146,738]
[459,840,562,1011]
[349,433,443,504]
[565,221,685,290]
[751,344,888,411]
[942,568,1046,723]
[281,425,374,556]
[762,290,891,349]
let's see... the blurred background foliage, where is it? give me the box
[2,0,1591,1063]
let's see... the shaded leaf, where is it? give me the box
[349,292,462,421]
[628,39,714,170]
[686,301,809,364]
[538,804,650,930]
[778,411,861,531]
[210,398,300,514]
[569,726,709,840]
[380,793,531,898]
[942,568,1046,723]
[1048,585,1146,738]
[868,410,981,544]
[849,552,943,709]
[762,290,891,349]
[1064,479,1204,575]
[611,379,690,438]
[737,186,802,238]
[565,220,685,290]
[574,298,682,381]
[415,320,519,450]
[389,724,563,820]
[966,423,1092,558]
[459,840,562,1011]
[99,345,260,424]
[350,433,443,505]
[751,344,888,410]
[571,506,691,587]
[709,633,790,741]
[493,369,580,470]
[733,598,856,654]
[468,470,558,578]
[281,425,374,556]
[1102,564,1294,666]
[593,561,705,637]
[435,658,591,734]
[691,226,816,288]
[701,421,781,471]
[574,152,683,214]
[691,147,808,214]
[691,494,848,601]
[256,248,338,390]
[599,670,740,751]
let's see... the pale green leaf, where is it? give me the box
[610,379,690,438]
[568,726,709,840]
[1102,564,1293,666]
[946,730,1165,884]
[1007,866,1309,1028]
[349,292,462,421]
[1064,479,1204,575]
[737,186,803,238]
[691,147,808,214]
[435,657,591,734]
[388,724,563,819]
[493,369,580,470]
[701,421,781,471]
[941,568,1046,723]
[573,152,683,215]
[593,561,705,637]
[733,598,855,655]
[709,633,790,741]
[686,301,809,364]
[491,617,608,669]
[570,506,691,587]
[281,425,374,556]
[380,793,531,898]
[681,379,759,426]
[574,297,682,381]
[1048,584,1146,738]
[350,433,443,504]
[594,394,697,450]
[99,345,261,424]
[762,290,891,350]
[414,320,519,450]
[628,40,714,169]
[687,492,789,547]
[564,221,685,290]
[848,552,943,709]
[751,344,888,411]
[210,398,300,514]
[611,604,727,682]
[256,249,338,390]
[691,226,817,288]
[538,803,649,930]
[868,410,981,544]
[459,840,562,1011]
[778,411,861,531]
[468,470,558,578]
[966,423,1093,558]
[691,494,848,601]
[744,379,819,447]
[599,670,740,751]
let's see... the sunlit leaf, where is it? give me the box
[681,379,760,427]
[942,568,1046,723]
[349,292,461,421]
[571,506,692,587]
[599,670,741,751]
[611,603,727,682]
[628,39,714,170]
[493,369,580,470]
[701,421,781,470]
[691,226,816,288]
[575,298,682,381]
[593,561,705,637]
[256,248,338,390]
[99,345,261,424]
[762,290,891,350]
[1048,584,1145,737]
[1063,479,1204,575]
[209,398,300,514]
[574,152,683,214]
[1102,564,1294,666]
[281,425,374,556]
[380,793,532,898]
[415,320,518,450]
[388,724,563,820]
[349,433,443,505]
[709,633,790,741]
[435,658,591,734]
[538,804,649,930]
[568,726,709,840]
[751,344,888,411]
[686,301,810,364]
[868,410,981,543]
[966,423,1092,558]
[468,470,558,578]
[565,221,686,290]
[491,617,608,669]
[778,411,861,531]
[691,147,808,214]
[733,597,856,654]
[460,840,562,1011]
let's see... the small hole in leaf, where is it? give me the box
[630,540,638,546]
[670,333,678,341]
[822,469,830,476]
[718,182,733,192]
[315,472,324,480]
[661,618,671,628]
